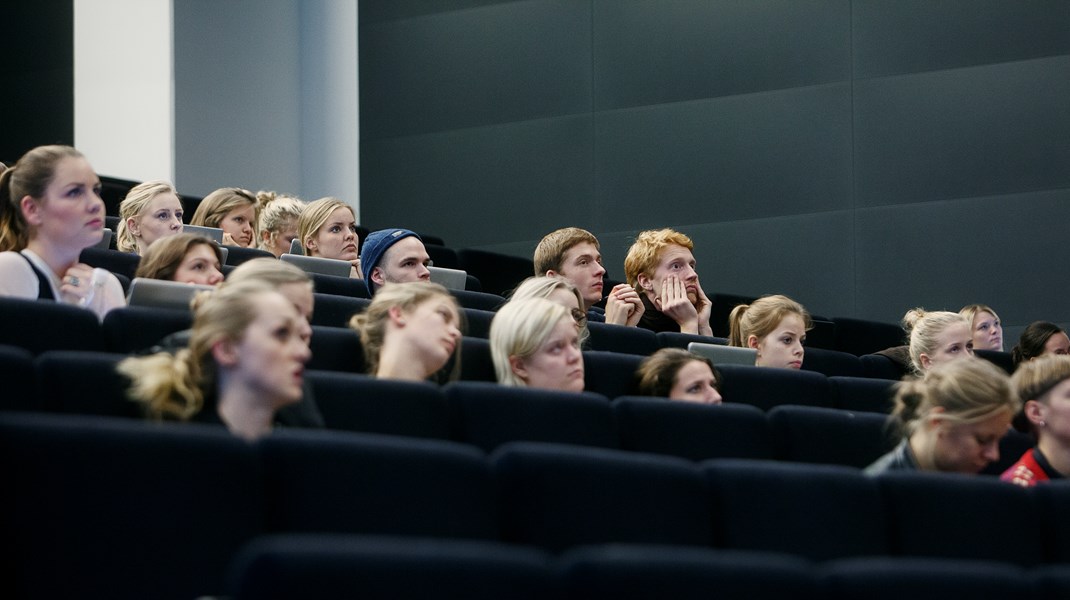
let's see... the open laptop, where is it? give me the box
[289,238,304,255]
[688,341,758,367]
[93,228,114,250]
[280,253,353,278]
[183,224,224,244]
[126,278,215,311]
[428,266,468,290]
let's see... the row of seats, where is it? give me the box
[0,412,1063,599]
[229,535,1070,600]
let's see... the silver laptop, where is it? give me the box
[280,253,353,278]
[688,342,758,367]
[428,266,468,290]
[289,238,304,255]
[94,228,114,250]
[127,278,215,311]
[183,224,224,244]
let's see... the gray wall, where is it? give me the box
[359,0,1070,333]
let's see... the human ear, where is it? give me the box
[126,217,141,237]
[636,273,653,292]
[747,335,760,350]
[509,355,528,381]
[20,196,42,226]
[371,267,386,287]
[387,305,406,326]
[211,339,240,368]
[1025,400,1046,426]
[919,353,933,369]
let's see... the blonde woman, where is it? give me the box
[960,303,1004,352]
[190,187,258,247]
[510,276,589,347]
[256,190,305,257]
[728,294,811,369]
[298,197,359,277]
[116,180,183,254]
[490,297,584,392]
[865,358,1019,475]
[902,309,974,374]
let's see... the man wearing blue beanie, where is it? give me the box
[360,228,432,294]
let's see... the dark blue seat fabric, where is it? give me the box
[861,353,910,380]
[0,345,36,411]
[462,307,494,339]
[450,289,505,312]
[308,326,365,373]
[35,351,139,418]
[309,272,369,298]
[559,545,819,600]
[1032,564,1070,600]
[768,405,897,468]
[445,381,616,452]
[801,346,865,378]
[975,349,1015,375]
[310,293,369,328]
[102,305,193,353]
[0,297,104,354]
[307,371,451,440]
[459,336,497,383]
[456,248,533,297]
[703,459,888,561]
[222,245,275,266]
[1032,483,1070,562]
[425,243,461,269]
[259,429,497,540]
[829,376,897,413]
[493,442,711,552]
[655,331,729,349]
[614,397,774,461]
[822,557,1029,600]
[0,413,262,600]
[228,534,555,600]
[878,472,1042,566]
[717,364,834,411]
[587,321,658,355]
[79,246,141,280]
[832,317,905,357]
[583,350,645,399]
[980,428,1035,476]
[710,293,757,338]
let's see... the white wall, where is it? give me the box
[74,0,174,182]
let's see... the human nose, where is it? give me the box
[794,341,804,356]
[171,215,183,229]
[706,385,723,404]
[209,268,224,285]
[982,441,1000,462]
[594,262,606,277]
[682,265,697,280]
[448,323,461,340]
[418,264,431,279]
[567,344,582,364]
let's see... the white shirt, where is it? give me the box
[0,249,126,320]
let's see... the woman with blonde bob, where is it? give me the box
[960,303,1003,352]
[491,297,585,392]
[865,357,1019,475]
[1002,355,1070,486]
[510,276,589,347]
[256,191,305,257]
[135,233,224,286]
[190,187,258,247]
[116,180,184,254]
[298,197,360,277]
[728,294,811,369]
[635,347,722,404]
[119,280,312,440]
[348,281,462,381]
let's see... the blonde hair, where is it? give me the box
[190,187,257,231]
[348,282,461,378]
[490,297,573,387]
[116,180,180,253]
[636,348,719,398]
[889,357,1019,438]
[903,308,970,374]
[959,303,1000,329]
[533,227,599,275]
[134,233,223,282]
[728,294,812,347]
[118,281,275,420]
[0,145,85,252]
[623,228,694,290]
[256,191,305,253]
[510,276,589,347]
[297,197,354,256]
[226,257,310,288]
[1010,355,1070,434]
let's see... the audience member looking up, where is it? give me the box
[903,309,974,375]
[960,303,1004,352]
[0,144,125,319]
[135,233,224,286]
[865,357,1019,475]
[298,197,359,276]
[491,297,585,392]
[1012,321,1070,366]
[624,228,712,336]
[348,281,462,382]
[728,294,811,370]
[119,280,312,441]
[534,227,644,325]
[510,276,589,347]
[635,348,722,404]
[116,180,183,254]
[256,191,305,258]
[190,187,258,248]
[1002,355,1070,486]
[360,228,431,294]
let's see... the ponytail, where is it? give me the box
[728,303,750,347]
[118,349,206,420]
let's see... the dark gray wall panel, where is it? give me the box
[854,189,1070,326]
[360,0,592,140]
[853,0,1070,79]
[593,0,849,110]
[360,0,510,24]
[360,114,594,246]
[595,83,852,231]
[854,56,1070,208]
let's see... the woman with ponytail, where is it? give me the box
[119,280,311,440]
[0,145,125,318]
[727,294,811,369]
[865,358,1019,475]
[1010,321,1070,366]
[256,190,305,257]
[115,180,183,254]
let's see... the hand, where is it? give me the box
[60,263,97,307]
[350,259,362,280]
[656,274,701,333]
[603,283,645,327]
[221,232,237,246]
[693,278,713,336]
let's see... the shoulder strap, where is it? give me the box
[18,252,55,301]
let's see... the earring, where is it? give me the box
[1040,420,1047,427]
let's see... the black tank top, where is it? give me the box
[19,252,55,301]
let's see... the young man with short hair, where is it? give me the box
[623,228,712,336]
[360,228,432,294]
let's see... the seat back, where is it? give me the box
[0,297,104,354]
[832,317,906,356]
[801,346,865,377]
[768,405,897,468]
[587,321,658,355]
[583,350,645,399]
[0,345,36,411]
[307,371,451,440]
[35,351,139,418]
[717,364,833,411]
[614,397,774,461]
[829,376,897,413]
[308,326,365,373]
[103,305,193,353]
[310,293,369,328]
